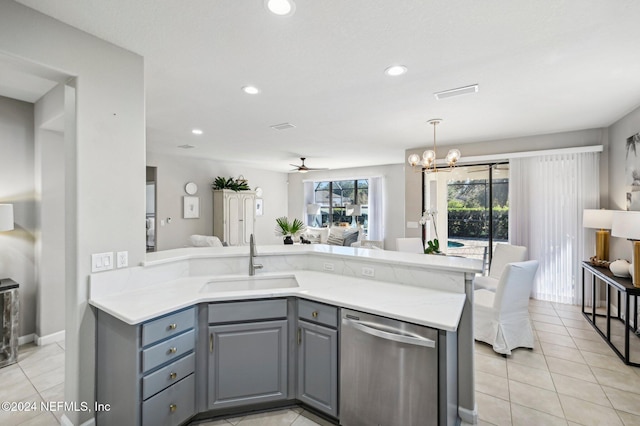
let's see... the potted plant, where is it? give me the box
[212,176,250,192]
[275,217,306,244]
[419,209,442,254]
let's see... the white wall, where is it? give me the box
[0,95,36,338]
[404,128,608,238]
[287,163,405,250]
[147,152,289,249]
[608,103,640,260]
[0,3,145,424]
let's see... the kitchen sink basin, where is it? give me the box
[200,275,299,293]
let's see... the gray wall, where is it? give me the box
[147,152,289,249]
[34,85,66,341]
[404,128,609,238]
[608,103,640,260]
[0,95,36,338]
[287,163,405,250]
[0,3,146,424]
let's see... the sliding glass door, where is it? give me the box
[423,163,508,268]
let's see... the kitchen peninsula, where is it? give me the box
[89,245,482,426]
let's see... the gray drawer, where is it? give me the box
[142,352,195,400]
[142,374,195,426]
[142,307,195,347]
[208,299,287,324]
[298,299,338,328]
[142,330,195,373]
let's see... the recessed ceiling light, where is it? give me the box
[434,84,479,100]
[191,129,203,135]
[242,85,260,95]
[178,144,196,149]
[384,65,407,76]
[265,0,296,16]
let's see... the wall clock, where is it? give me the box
[185,182,198,195]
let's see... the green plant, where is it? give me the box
[275,217,306,236]
[212,176,250,192]
[424,238,441,254]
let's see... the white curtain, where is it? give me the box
[510,152,600,305]
[303,181,315,226]
[368,176,384,241]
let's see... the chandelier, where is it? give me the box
[407,119,461,172]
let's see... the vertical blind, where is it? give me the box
[510,152,600,305]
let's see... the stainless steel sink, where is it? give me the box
[200,275,299,293]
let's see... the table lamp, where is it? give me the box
[345,204,361,226]
[583,209,613,261]
[611,210,640,287]
[0,204,14,232]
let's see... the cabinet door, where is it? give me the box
[225,193,240,246]
[240,195,255,246]
[208,320,288,409]
[297,320,338,417]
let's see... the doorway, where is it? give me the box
[146,166,157,252]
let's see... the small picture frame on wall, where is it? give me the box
[183,196,200,219]
[256,198,264,217]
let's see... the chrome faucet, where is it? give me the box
[249,234,263,276]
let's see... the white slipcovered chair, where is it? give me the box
[474,243,528,292]
[474,260,539,355]
[395,238,424,253]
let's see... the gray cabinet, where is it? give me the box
[212,189,255,246]
[96,307,196,426]
[296,300,339,418]
[207,300,288,409]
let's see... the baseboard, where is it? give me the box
[35,330,65,346]
[18,333,35,346]
[459,404,478,424]
[60,414,95,426]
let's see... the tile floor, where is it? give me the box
[2,299,640,425]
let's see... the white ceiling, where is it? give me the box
[11,0,640,172]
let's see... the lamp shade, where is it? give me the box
[611,211,640,240]
[345,204,361,216]
[0,204,14,231]
[583,209,613,229]
[306,203,321,215]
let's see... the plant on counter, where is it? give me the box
[212,176,250,192]
[275,217,306,244]
[419,209,442,254]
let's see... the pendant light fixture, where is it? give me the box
[407,119,461,172]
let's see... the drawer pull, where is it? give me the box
[168,347,177,354]
[168,323,177,330]
[169,403,177,413]
[312,311,319,318]
[169,372,177,380]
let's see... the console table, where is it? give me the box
[581,262,640,367]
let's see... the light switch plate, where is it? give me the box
[92,252,114,273]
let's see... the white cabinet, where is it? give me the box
[212,190,255,246]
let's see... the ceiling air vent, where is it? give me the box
[270,123,296,131]
[434,84,479,100]
[177,144,196,149]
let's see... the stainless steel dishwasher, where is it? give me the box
[340,309,457,426]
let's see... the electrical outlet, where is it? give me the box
[116,251,128,268]
[323,262,334,271]
[91,252,114,273]
[362,267,375,277]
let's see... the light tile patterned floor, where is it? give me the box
[3,300,640,425]
[474,299,640,426]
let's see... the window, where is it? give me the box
[312,179,369,233]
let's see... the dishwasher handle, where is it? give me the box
[344,318,436,348]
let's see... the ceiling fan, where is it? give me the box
[290,157,328,173]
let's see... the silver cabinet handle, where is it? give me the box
[169,403,177,412]
[168,323,177,330]
[169,372,177,380]
[168,347,177,354]
[344,318,436,348]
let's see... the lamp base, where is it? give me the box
[595,229,610,262]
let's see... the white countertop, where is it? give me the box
[89,270,467,332]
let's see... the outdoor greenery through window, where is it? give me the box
[313,180,368,233]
